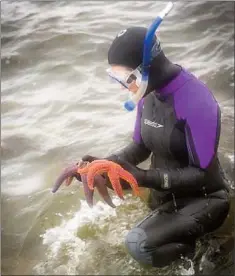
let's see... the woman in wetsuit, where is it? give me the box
[81,27,230,267]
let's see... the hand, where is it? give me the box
[82,155,101,162]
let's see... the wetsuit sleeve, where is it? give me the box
[105,98,151,191]
[105,142,151,191]
[142,166,206,192]
[107,157,206,192]
[107,98,151,165]
[108,141,151,166]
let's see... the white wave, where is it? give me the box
[178,258,195,275]
[39,198,122,256]
[34,195,146,275]
[227,154,234,164]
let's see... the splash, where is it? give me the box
[227,154,234,164]
[40,198,121,255]
[178,258,195,275]
[33,195,146,275]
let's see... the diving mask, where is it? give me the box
[106,66,142,90]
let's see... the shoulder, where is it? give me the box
[173,73,221,169]
[173,73,220,120]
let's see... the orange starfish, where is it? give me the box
[52,161,116,208]
[77,159,140,199]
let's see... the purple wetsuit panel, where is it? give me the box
[133,98,145,144]
[160,69,220,169]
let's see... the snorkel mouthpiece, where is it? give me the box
[124,2,174,111]
[124,77,148,111]
[124,100,136,111]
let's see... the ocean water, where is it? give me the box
[1,1,234,275]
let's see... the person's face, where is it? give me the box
[107,65,140,94]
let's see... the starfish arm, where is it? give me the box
[87,166,108,190]
[118,168,140,196]
[52,164,78,193]
[108,168,124,199]
[78,161,111,177]
[85,162,111,190]
[65,176,74,186]
[77,166,89,174]
[94,175,116,208]
[81,174,94,207]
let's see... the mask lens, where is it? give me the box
[126,73,137,84]
[106,67,141,89]
[109,76,128,88]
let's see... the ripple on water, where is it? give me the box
[1,1,234,275]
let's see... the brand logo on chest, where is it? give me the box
[144,119,164,129]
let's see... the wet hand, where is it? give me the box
[82,155,101,162]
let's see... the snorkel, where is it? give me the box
[124,2,174,111]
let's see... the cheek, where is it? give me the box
[129,82,139,93]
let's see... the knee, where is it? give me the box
[125,227,196,268]
[124,227,167,267]
[125,227,153,266]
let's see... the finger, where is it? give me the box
[91,159,110,164]
[82,155,98,162]
[94,175,116,208]
[81,174,94,208]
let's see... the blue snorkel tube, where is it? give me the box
[124,2,174,111]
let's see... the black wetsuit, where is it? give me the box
[110,67,230,267]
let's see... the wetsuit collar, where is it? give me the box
[158,67,193,96]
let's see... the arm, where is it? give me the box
[106,98,151,189]
[108,141,151,166]
[121,98,151,164]
[105,141,151,191]
[84,98,150,165]
[114,85,221,193]
[109,155,206,192]
[83,98,151,190]
[107,97,151,165]
[139,165,205,192]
